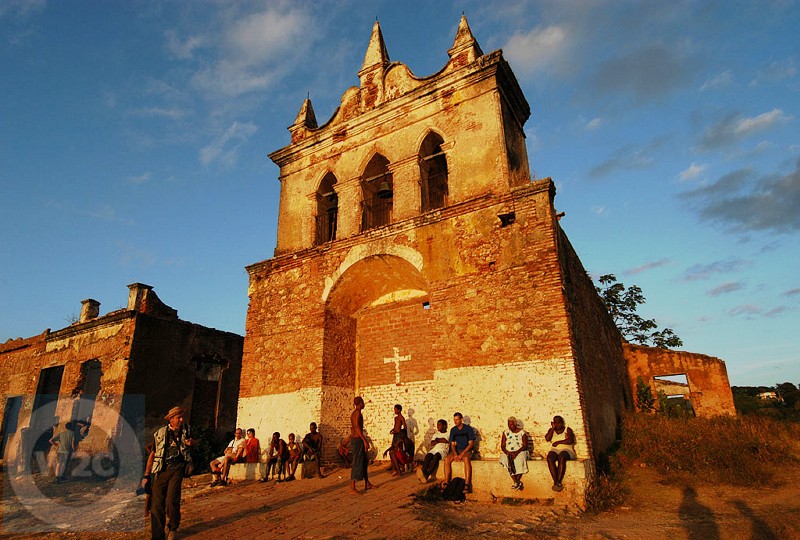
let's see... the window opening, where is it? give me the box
[70,359,102,424]
[653,374,695,418]
[419,133,448,212]
[315,172,338,245]
[361,154,393,231]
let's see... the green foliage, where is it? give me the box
[733,384,800,421]
[617,412,800,485]
[635,376,656,412]
[187,424,217,475]
[596,274,683,349]
[776,382,800,408]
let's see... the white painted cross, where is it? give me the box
[384,347,411,385]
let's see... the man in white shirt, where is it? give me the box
[209,428,246,486]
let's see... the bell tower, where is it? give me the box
[240,17,629,504]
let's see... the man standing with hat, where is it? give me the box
[142,406,193,540]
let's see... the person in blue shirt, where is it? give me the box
[442,411,476,493]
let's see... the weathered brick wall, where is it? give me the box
[0,315,136,460]
[557,230,631,460]
[239,181,608,462]
[125,314,243,441]
[623,343,736,417]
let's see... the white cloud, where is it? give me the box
[734,108,791,136]
[699,70,732,92]
[0,0,45,20]
[585,117,602,130]
[503,25,568,78]
[698,109,793,150]
[200,121,258,166]
[679,162,707,182]
[625,258,672,276]
[190,6,313,99]
[166,30,205,60]
[751,58,797,86]
[129,107,186,120]
[127,172,152,185]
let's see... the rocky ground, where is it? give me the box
[2,463,799,539]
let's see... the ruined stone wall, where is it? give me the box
[124,314,243,441]
[557,229,631,460]
[623,343,736,417]
[0,315,136,461]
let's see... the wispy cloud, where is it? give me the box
[166,30,205,60]
[783,288,800,297]
[697,108,793,150]
[589,143,658,177]
[750,58,797,86]
[728,304,789,319]
[126,172,152,185]
[625,258,672,276]
[681,159,800,233]
[200,121,258,166]
[584,117,602,131]
[503,24,569,78]
[680,258,749,282]
[679,162,707,182]
[0,0,45,20]
[707,281,745,297]
[188,5,314,99]
[128,107,186,120]
[700,70,732,92]
[116,241,184,269]
[592,43,697,102]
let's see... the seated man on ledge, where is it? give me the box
[210,427,245,487]
[301,422,325,478]
[442,412,476,494]
[545,415,576,492]
[416,419,448,483]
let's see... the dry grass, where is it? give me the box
[617,413,800,485]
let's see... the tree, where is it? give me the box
[635,376,656,412]
[595,274,683,349]
[775,382,800,408]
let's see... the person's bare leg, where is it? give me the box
[443,454,453,485]
[464,455,472,488]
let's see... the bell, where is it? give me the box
[376,180,393,199]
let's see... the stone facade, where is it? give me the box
[624,343,736,417]
[239,16,631,477]
[0,283,243,465]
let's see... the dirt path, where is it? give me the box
[415,466,800,539]
[3,464,799,539]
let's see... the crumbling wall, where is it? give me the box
[623,343,736,417]
[557,228,631,461]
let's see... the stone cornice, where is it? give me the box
[269,51,513,169]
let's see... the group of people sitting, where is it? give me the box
[208,409,576,495]
[412,413,576,494]
[208,422,325,487]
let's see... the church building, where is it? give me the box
[238,15,631,501]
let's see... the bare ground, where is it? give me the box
[411,465,800,540]
[2,464,800,539]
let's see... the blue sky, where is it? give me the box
[1,1,798,387]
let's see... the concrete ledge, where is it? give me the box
[433,459,589,508]
[228,460,319,481]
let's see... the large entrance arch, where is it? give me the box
[319,254,431,457]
